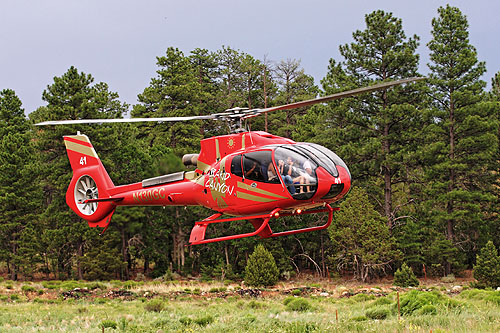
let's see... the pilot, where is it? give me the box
[245,161,260,180]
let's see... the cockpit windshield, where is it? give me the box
[304,143,351,178]
[274,147,317,198]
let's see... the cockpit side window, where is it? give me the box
[242,151,280,184]
[230,154,243,177]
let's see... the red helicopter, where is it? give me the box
[36,78,422,245]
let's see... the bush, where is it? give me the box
[21,285,36,293]
[371,297,393,307]
[244,244,279,287]
[144,299,165,312]
[394,263,419,287]
[194,315,214,326]
[285,297,312,312]
[365,307,390,320]
[351,293,376,302]
[441,274,456,283]
[99,320,117,330]
[399,290,443,315]
[418,304,437,315]
[473,241,500,288]
[283,296,295,306]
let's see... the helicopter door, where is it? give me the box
[242,151,280,185]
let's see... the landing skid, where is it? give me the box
[189,204,338,245]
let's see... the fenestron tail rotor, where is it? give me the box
[74,175,99,216]
[35,77,425,129]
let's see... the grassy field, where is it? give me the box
[0,278,499,332]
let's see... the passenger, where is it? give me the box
[267,162,278,182]
[278,159,295,194]
[285,157,306,194]
[302,159,314,192]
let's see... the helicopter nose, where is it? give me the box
[320,165,351,201]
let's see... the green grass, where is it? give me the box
[0,284,499,332]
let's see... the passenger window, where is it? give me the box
[242,151,279,184]
[231,155,243,177]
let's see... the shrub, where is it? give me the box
[194,315,214,326]
[144,299,165,312]
[10,294,19,301]
[179,317,193,325]
[99,320,117,330]
[21,285,36,293]
[292,289,302,296]
[473,241,500,288]
[283,296,295,306]
[441,274,456,283]
[244,244,279,287]
[351,293,376,302]
[370,297,393,307]
[399,290,442,315]
[285,297,312,312]
[394,263,419,287]
[418,304,437,315]
[365,307,390,320]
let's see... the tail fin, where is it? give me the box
[64,133,116,228]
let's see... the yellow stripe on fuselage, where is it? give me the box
[236,192,278,203]
[237,181,288,199]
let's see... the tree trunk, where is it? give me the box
[77,241,83,280]
[382,90,393,228]
[121,227,129,280]
[10,243,17,281]
[445,94,456,275]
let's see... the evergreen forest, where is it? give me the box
[1,6,500,283]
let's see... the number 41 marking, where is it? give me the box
[80,156,87,165]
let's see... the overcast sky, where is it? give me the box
[1,0,499,114]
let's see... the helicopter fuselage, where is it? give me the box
[101,131,351,216]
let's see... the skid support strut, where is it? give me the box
[189,204,338,245]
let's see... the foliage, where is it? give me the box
[0,7,498,283]
[365,306,391,320]
[329,187,401,281]
[99,320,117,330]
[424,5,498,275]
[144,299,165,312]
[399,290,442,315]
[473,241,500,288]
[394,263,419,287]
[284,297,312,312]
[244,244,279,287]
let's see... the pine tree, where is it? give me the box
[473,241,500,288]
[0,89,41,280]
[329,187,401,282]
[394,262,419,287]
[244,244,279,287]
[31,66,129,279]
[299,10,424,228]
[425,5,498,273]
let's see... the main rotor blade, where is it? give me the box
[35,115,217,126]
[248,77,425,117]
